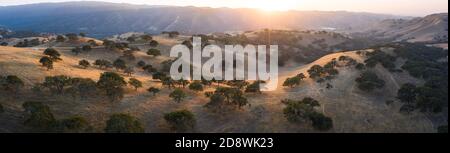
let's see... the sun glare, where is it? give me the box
[255,0,299,11]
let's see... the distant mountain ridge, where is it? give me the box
[0,1,405,38]
[355,13,448,43]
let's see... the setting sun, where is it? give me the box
[254,0,299,11]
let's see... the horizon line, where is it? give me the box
[0,1,447,17]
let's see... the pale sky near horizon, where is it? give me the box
[0,0,447,16]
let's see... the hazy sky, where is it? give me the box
[0,0,447,16]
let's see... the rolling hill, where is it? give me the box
[0,35,443,133]
[354,13,448,43]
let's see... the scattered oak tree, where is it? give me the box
[189,81,204,92]
[1,75,24,93]
[149,40,159,47]
[170,88,187,103]
[113,59,127,71]
[56,35,66,42]
[68,78,98,99]
[43,75,71,94]
[147,48,161,57]
[82,45,92,52]
[164,110,196,132]
[22,101,56,130]
[307,65,325,79]
[355,71,385,92]
[94,59,112,69]
[282,97,333,131]
[97,72,127,102]
[128,78,143,91]
[355,63,366,71]
[397,83,417,105]
[43,48,62,61]
[53,116,92,133]
[124,67,135,76]
[71,47,82,55]
[39,56,54,70]
[283,76,302,88]
[104,114,145,133]
[245,81,264,94]
[137,61,146,68]
[78,60,90,69]
[147,87,160,96]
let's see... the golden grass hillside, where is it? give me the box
[0,41,436,133]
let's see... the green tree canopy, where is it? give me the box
[147,87,160,96]
[39,56,54,70]
[128,78,143,91]
[97,72,127,102]
[170,88,187,103]
[147,48,161,57]
[1,75,24,93]
[308,65,325,79]
[164,110,196,132]
[22,101,56,130]
[113,59,127,71]
[104,114,145,133]
[189,81,204,92]
[355,71,385,92]
[79,59,90,69]
[43,48,62,61]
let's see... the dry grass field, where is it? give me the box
[0,33,437,133]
